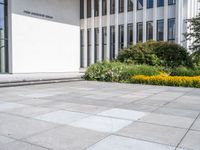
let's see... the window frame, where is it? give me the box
[168,18,176,42]
[137,22,143,42]
[128,0,133,12]
[168,0,176,5]
[147,0,154,9]
[157,19,164,41]
[146,21,153,41]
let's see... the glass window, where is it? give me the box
[80,30,84,67]
[102,0,107,16]
[147,0,154,8]
[87,29,91,66]
[119,25,124,49]
[157,0,164,7]
[80,0,84,19]
[137,22,143,42]
[110,0,115,14]
[0,1,8,73]
[168,18,176,42]
[137,0,143,10]
[128,0,133,11]
[127,23,133,46]
[110,26,115,60]
[102,27,107,60]
[87,0,91,18]
[94,28,99,63]
[94,0,99,17]
[157,19,164,41]
[119,0,124,13]
[146,21,153,40]
[168,0,176,5]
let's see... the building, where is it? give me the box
[0,0,200,74]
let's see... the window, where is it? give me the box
[147,0,153,8]
[168,0,176,5]
[137,0,143,10]
[168,18,176,42]
[127,23,133,46]
[157,19,164,41]
[102,27,107,60]
[119,0,124,13]
[80,30,84,67]
[119,25,124,49]
[80,0,84,19]
[87,29,91,66]
[128,0,133,11]
[0,0,8,73]
[146,21,153,40]
[110,26,115,60]
[157,0,164,7]
[110,0,115,14]
[87,0,91,18]
[102,0,107,16]
[94,28,99,63]
[137,22,143,42]
[94,0,99,17]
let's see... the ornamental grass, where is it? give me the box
[131,73,200,88]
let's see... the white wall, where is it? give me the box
[11,0,80,73]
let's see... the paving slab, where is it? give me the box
[139,113,194,129]
[179,130,200,150]
[25,126,108,150]
[69,115,132,133]
[34,110,90,125]
[86,135,175,150]
[98,108,147,121]
[0,102,27,112]
[117,122,187,146]
[0,136,15,145]
[191,117,200,131]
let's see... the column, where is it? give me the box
[115,0,119,57]
[83,0,88,67]
[143,0,147,42]
[99,0,102,61]
[124,0,128,47]
[133,0,137,44]
[91,0,95,64]
[176,0,181,44]
[164,0,168,41]
[106,0,111,60]
[153,0,157,41]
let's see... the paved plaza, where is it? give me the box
[0,81,199,150]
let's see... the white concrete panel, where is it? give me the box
[11,0,80,73]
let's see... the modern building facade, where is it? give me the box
[0,0,200,74]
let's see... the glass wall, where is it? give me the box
[128,0,133,11]
[102,27,107,60]
[137,0,143,10]
[94,0,99,17]
[80,30,84,68]
[147,0,153,8]
[168,18,176,42]
[87,29,91,66]
[119,25,124,49]
[102,0,107,16]
[137,22,143,42]
[157,0,164,7]
[110,26,115,60]
[94,28,99,63]
[157,19,164,41]
[119,0,124,13]
[146,21,153,40]
[127,23,133,46]
[0,0,8,73]
[110,0,115,14]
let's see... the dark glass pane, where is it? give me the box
[94,0,99,17]
[110,26,115,59]
[102,27,107,60]
[128,0,133,11]
[157,20,164,41]
[168,18,176,42]
[110,0,115,14]
[137,22,143,42]
[102,0,107,16]
[147,21,153,40]
[127,23,133,46]
[119,25,124,49]
[137,0,143,10]
[147,0,154,8]
[87,0,91,18]
[80,0,84,19]
[119,0,124,13]
[157,0,164,7]
[94,28,99,63]
[80,30,84,67]
[168,0,176,5]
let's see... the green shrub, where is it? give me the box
[117,41,192,68]
[170,67,200,76]
[83,61,161,82]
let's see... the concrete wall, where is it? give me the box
[10,0,80,73]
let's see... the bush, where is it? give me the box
[117,41,192,68]
[83,61,162,82]
[131,74,200,88]
[170,67,200,76]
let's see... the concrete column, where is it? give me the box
[164,0,168,41]
[115,0,119,57]
[153,0,157,41]
[176,0,181,44]
[124,0,128,47]
[133,0,137,44]
[106,0,111,60]
[91,0,95,64]
[83,0,88,67]
[143,0,147,42]
[99,0,102,61]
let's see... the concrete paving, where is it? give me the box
[0,81,199,150]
